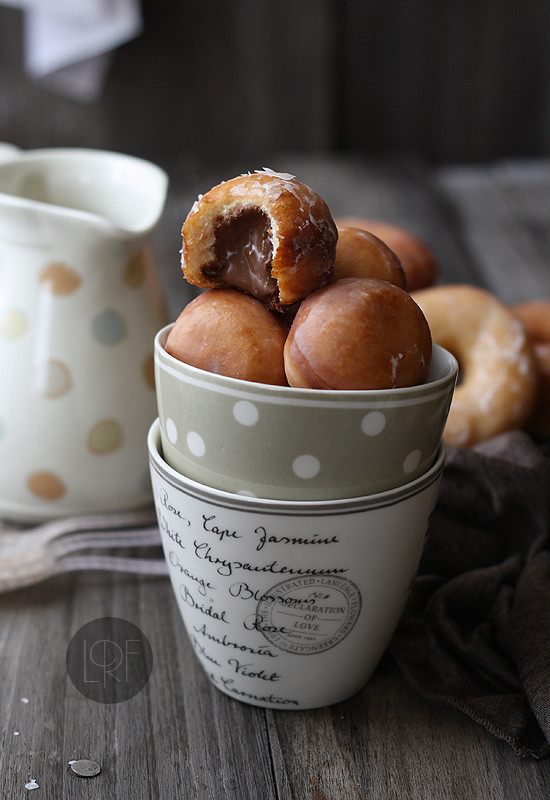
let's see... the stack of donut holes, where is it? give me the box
[166,169,548,446]
[169,169,432,393]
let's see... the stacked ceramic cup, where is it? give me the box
[148,323,457,710]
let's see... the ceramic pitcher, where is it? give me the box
[0,145,169,521]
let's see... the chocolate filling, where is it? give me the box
[209,209,277,303]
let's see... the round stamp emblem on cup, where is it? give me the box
[256,575,361,655]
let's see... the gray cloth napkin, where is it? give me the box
[389,431,550,759]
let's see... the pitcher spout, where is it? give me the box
[0,148,169,241]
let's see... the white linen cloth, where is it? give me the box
[1,0,143,101]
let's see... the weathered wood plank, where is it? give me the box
[0,575,75,799]
[264,656,550,800]
[2,570,550,799]
[435,161,550,303]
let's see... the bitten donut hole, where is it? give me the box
[181,172,337,309]
[211,208,277,304]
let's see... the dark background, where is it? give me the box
[1,0,549,174]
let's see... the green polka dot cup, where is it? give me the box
[155,324,457,500]
[148,418,446,709]
[0,147,168,521]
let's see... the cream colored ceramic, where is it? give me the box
[0,147,168,521]
[0,142,21,163]
[155,324,457,500]
[148,418,445,709]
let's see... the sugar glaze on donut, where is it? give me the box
[413,285,537,446]
[181,169,337,310]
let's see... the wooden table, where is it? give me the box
[1,155,549,799]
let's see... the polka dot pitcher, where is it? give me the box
[0,146,168,521]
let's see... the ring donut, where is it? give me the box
[182,169,337,310]
[335,217,438,291]
[511,301,550,437]
[332,226,407,289]
[413,285,537,446]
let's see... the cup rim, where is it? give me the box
[154,324,458,401]
[148,418,446,515]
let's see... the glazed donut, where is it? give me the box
[413,285,538,446]
[332,226,407,289]
[182,169,337,310]
[511,301,550,437]
[165,289,288,385]
[284,278,432,390]
[335,217,438,291]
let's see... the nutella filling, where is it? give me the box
[211,209,277,303]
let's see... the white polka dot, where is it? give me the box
[166,418,178,444]
[187,431,206,457]
[361,411,386,436]
[233,400,259,426]
[403,450,421,473]
[293,455,321,480]
[237,489,257,497]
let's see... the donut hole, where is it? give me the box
[165,288,288,385]
[209,208,277,304]
[284,278,432,390]
[181,172,338,309]
[332,227,407,289]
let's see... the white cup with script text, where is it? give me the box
[148,418,445,710]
